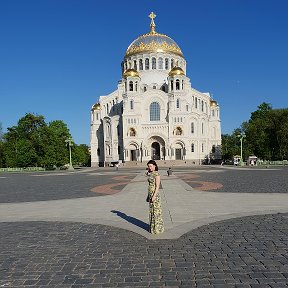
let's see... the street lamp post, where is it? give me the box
[65,137,74,171]
[140,142,143,163]
[237,133,246,166]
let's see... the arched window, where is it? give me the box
[171,59,174,68]
[152,57,156,69]
[106,103,109,114]
[139,59,143,70]
[145,58,149,70]
[129,128,136,137]
[175,127,182,135]
[130,100,134,110]
[158,57,163,69]
[144,86,147,92]
[191,144,194,152]
[212,110,215,117]
[202,123,204,134]
[182,80,184,90]
[165,58,169,69]
[170,80,174,91]
[191,122,194,134]
[150,102,160,121]
[176,79,180,90]
[129,81,133,91]
[201,100,204,112]
[176,98,180,109]
[186,105,189,111]
[135,81,138,91]
[202,143,204,152]
[195,97,198,108]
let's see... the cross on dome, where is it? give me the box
[149,12,156,34]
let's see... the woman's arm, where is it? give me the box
[151,175,160,202]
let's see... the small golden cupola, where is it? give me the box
[91,103,101,111]
[168,66,185,77]
[123,68,140,78]
[210,100,218,107]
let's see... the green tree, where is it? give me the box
[0,122,4,167]
[244,102,273,160]
[42,120,72,167]
[3,114,74,168]
[73,144,90,166]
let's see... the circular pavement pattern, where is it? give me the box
[0,172,136,203]
[1,213,288,287]
[177,167,288,193]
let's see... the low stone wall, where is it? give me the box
[0,167,46,172]
[257,160,288,166]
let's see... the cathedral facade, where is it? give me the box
[90,13,221,167]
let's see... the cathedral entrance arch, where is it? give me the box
[148,136,166,160]
[151,142,160,160]
[173,142,184,160]
[128,143,139,161]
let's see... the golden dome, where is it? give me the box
[210,100,218,107]
[92,103,100,111]
[168,66,185,76]
[123,68,140,78]
[125,12,183,58]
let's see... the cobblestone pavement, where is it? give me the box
[1,213,288,287]
[0,170,137,203]
[177,166,288,193]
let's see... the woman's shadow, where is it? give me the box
[111,210,149,231]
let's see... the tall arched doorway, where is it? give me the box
[151,142,160,160]
[128,143,138,161]
[174,142,184,160]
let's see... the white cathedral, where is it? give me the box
[90,12,221,167]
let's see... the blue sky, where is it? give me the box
[1,0,288,144]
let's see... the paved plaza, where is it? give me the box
[1,166,288,287]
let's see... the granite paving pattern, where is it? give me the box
[1,213,288,287]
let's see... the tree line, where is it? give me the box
[222,102,288,161]
[0,113,90,168]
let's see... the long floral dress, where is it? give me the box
[147,171,164,234]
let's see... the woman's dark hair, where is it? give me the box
[147,160,158,171]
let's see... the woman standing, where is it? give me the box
[147,160,164,234]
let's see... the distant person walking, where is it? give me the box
[167,167,172,176]
[146,160,164,234]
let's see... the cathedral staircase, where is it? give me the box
[122,160,201,168]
